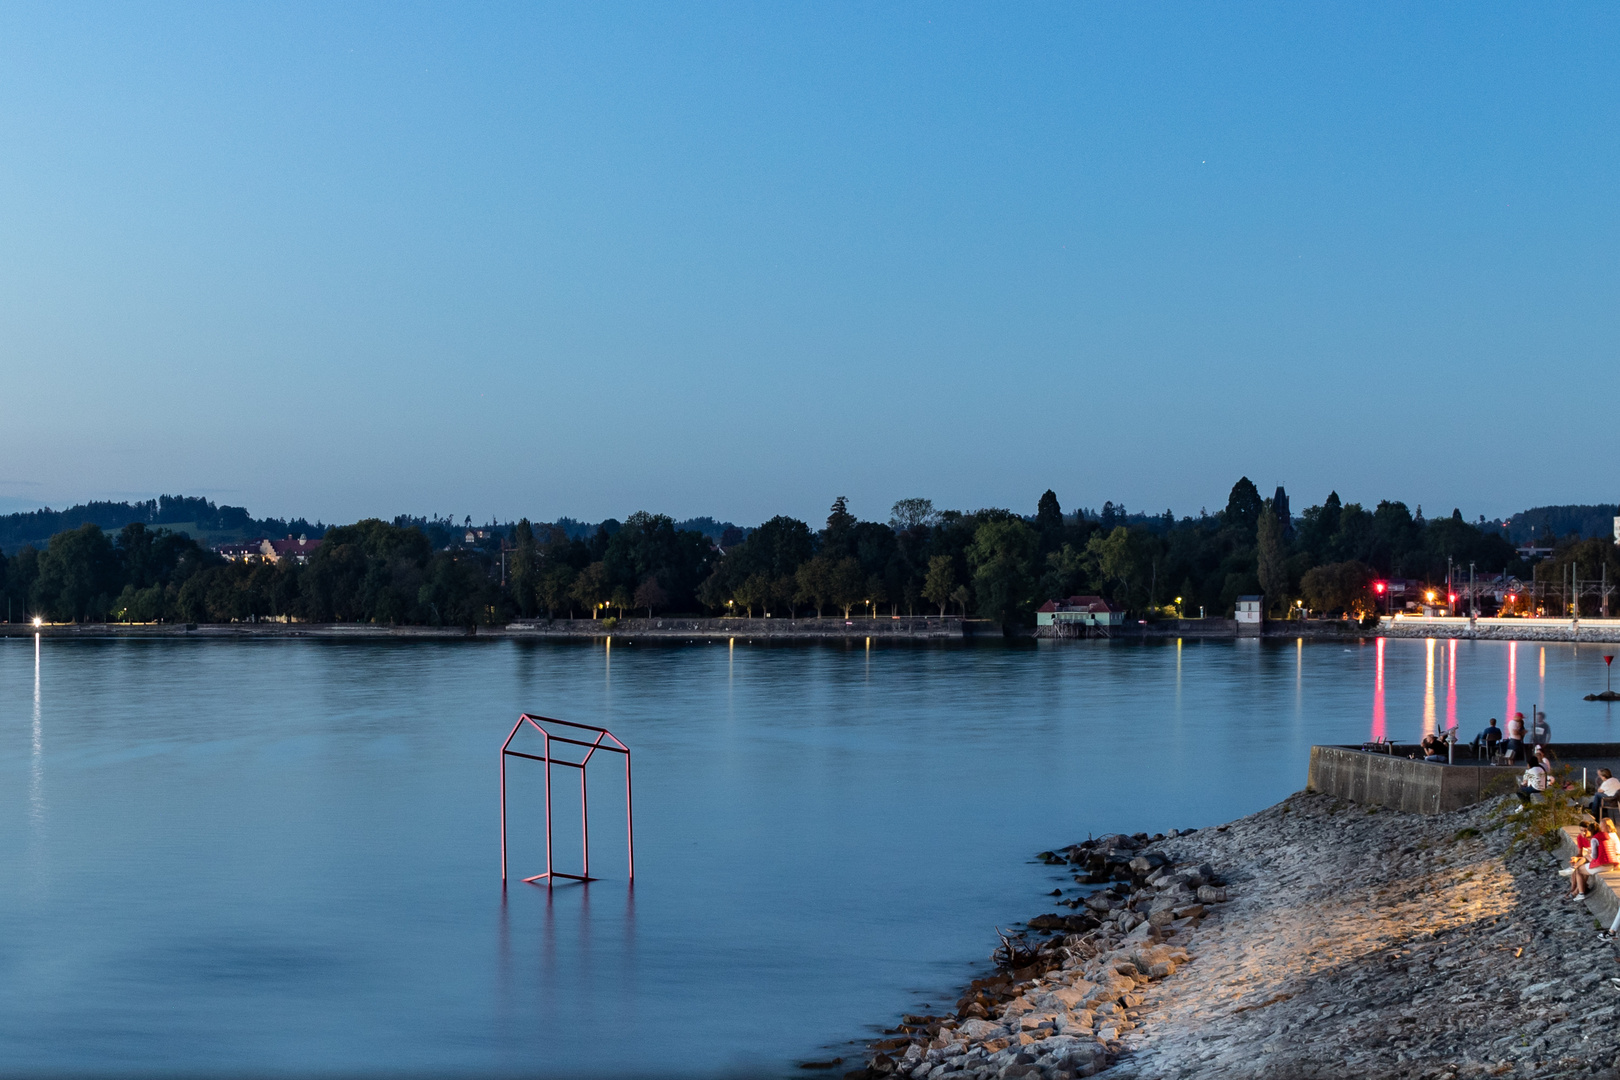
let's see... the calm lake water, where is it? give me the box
[1,634,1615,1076]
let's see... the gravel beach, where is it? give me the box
[853,791,1620,1080]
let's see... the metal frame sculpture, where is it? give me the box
[500,713,633,886]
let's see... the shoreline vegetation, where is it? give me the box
[848,792,1620,1080]
[1,485,1614,636]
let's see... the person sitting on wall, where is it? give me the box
[1473,718,1502,755]
[1596,819,1620,869]
[1515,757,1550,808]
[1531,709,1551,745]
[1500,712,1527,764]
[1568,822,1598,899]
[1573,820,1619,900]
[1592,769,1620,820]
[1420,732,1448,762]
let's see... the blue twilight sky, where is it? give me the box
[0,3,1616,526]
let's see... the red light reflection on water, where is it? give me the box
[1422,638,1437,735]
[1507,642,1517,720]
[1371,636,1386,741]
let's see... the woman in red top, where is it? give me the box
[1597,820,1620,869]
[1570,824,1598,899]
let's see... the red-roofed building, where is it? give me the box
[1036,595,1125,629]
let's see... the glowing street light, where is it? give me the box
[31,616,41,628]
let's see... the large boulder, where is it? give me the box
[959,1018,1006,1041]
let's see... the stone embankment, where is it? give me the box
[851,792,1620,1080]
[1380,618,1620,645]
[845,832,1230,1080]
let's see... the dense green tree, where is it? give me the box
[1300,561,1376,616]
[1035,490,1064,555]
[922,554,956,616]
[794,555,835,616]
[1224,477,1264,535]
[33,523,123,621]
[821,496,857,558]
[536,564,577,617]
[509,520,539,618]
[571,562,609,618]
[1040,544,1088,601]
[1256,500,1287,611]
[888,498,938,532]
[967,518,1037,628]
[827,557,863,618]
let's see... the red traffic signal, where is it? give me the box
[1448,593,1457,604]
[1374,581,1387,594]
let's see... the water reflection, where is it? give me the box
[30,634,42,829]
[1507,641,1518,719]
[1422,638,1437,735]
[1446,638,1457,732]
[1372,637,1386,740]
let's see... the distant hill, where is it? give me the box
[0,496,325,554]
[1495,505,1617,544]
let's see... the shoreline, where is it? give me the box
[849,792,1620,1080]
[5,617,1618,645]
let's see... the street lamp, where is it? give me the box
[32,616,42,628]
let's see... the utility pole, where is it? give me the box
[1469,562,1477,626]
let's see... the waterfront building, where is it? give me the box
[1035,595,1125,629]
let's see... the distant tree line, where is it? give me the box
[0,495,323,552]
[0,481,1614,627]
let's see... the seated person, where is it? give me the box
[1474,718,1502,752]
[1515,759,1549,806]
[1420,732,1448,761]
[1592,768,1620,819]
[1595,819,1620,869]
[1570,823,1598,898]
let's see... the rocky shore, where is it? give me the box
[849,791,1620,1080]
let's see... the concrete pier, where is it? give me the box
[1307,743,1620,814]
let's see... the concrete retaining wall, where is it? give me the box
[1307,746,1521,814]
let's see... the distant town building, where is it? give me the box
[1235,595,1265,626]
[215,541,265,563]
[263,535,321,565]
[1035,596,1125,629]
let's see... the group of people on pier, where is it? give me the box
[1469,709,1551,763]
